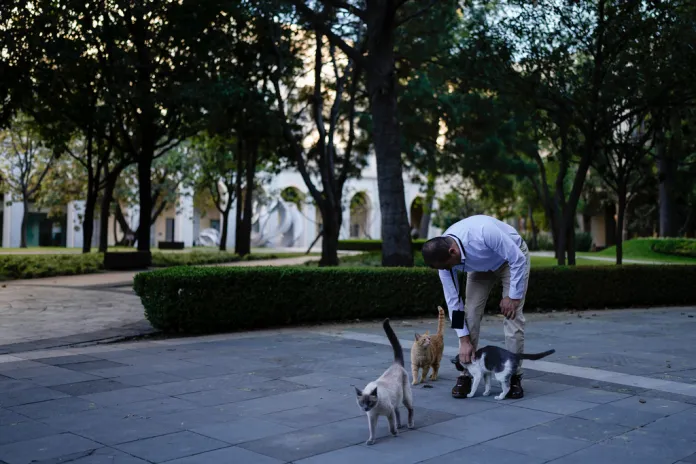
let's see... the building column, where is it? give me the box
[175,186,194,247]
[66,201,84,249]
[3,196,24,248]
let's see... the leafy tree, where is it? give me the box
[267,7,368,265]
[189,135,237,252]
[9,0,249,258]
[0,114,55,247]
[288,0,450,267]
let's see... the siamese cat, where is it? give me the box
[355,318,415,445]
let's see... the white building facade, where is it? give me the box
[1,154,446,250]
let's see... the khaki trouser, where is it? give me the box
[465,241,530,375]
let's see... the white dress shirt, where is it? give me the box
[439,215,528,337]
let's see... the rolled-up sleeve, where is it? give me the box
[483,228,527,299]
[438,269,469,337]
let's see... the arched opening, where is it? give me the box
[349,192,371,238]
[410,196,424,238]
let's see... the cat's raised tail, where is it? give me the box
[436,306,445,337]
[383,318,404,367]
[519,349,556,360]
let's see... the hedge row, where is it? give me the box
[338,239,426,252]
[0,250,305,281]
[133,264,696,334]
[0,253,104,280]
[652,238,696,258]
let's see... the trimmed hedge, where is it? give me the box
[104,251,152,270]
[652,238,696,258]
[338,239,426,252]
[133,264,696,334]
[0,253,104,280]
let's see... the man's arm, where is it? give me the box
[483,227,527,299]
[438,269,469,337]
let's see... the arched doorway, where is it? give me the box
[410,197,424,238]
[349,192,371,238]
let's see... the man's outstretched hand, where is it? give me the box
[500,297,520,319]
[458,338,475,364]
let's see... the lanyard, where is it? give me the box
[446,234,466,304]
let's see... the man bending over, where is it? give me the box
[421,215,531,399]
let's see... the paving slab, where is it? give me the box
[1,308,696,463]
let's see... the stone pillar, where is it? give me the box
[3,196,23,248]
[66,200,84,249]
[175,187,194,247]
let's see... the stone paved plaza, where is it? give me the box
[2,306,696,463]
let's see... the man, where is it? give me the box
[421,215,531,399]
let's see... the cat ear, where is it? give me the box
[370,387,378,397]
[414,333,420,341]
[354,387,362,396]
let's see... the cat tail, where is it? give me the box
[436,306,445,337]
[519,349,556,361]
[383,318,404,367]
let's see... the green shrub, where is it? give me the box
[338,239,426,252]
[134,264,696,333]
[150,251,297,267]
[0,254,104,280]
[651,238,696,258]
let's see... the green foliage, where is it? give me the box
[575,232,593,253]
[150,251,295,267]
[651,239,696,258]
[338,240,426,252]
[0,254,103,280]
[134,265,696,333]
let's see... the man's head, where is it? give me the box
[422,236,462,270]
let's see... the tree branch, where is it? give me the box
[289,0,365,66]
[395,0,439,28]
[320,0,366,20]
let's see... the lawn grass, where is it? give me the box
[314,252,614,268]
[582,238,696,264]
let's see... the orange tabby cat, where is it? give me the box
[410,306,445,385]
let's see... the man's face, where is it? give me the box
[429,243,461,271]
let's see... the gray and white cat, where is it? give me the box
[452,346,555,400]
[355,318,415,445]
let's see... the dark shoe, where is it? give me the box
[506,374,524,399]
[452,374,472,398]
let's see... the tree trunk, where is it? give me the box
[528,204,538,250]
[657,143,679,237]
[365,3,412,267]
[418,172,436,239]
[136,156,153,254]
[319,205,340,266]
[616,189,626,265]
[235,140,257,257]
[98,173,118,253]
[20,196,29,248]
[82,191,97,253]
[219,205,230,252]
[234,142,244,255]
[566,222,576,266]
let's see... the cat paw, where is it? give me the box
[482,390,491,397]
[430,375,438,381]
[412,380,419,385]
[494,394,505,400]
[365,439,375,446]
[466,392,475,398]
[390,429,399,437]
[408,421,415,429]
